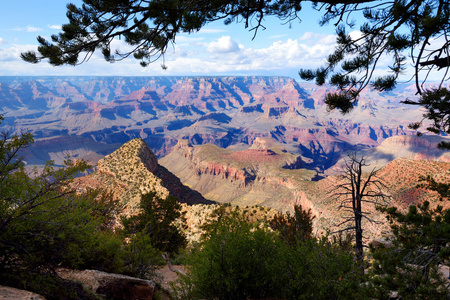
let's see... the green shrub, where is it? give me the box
[122,232,165,279]
[270,204,315,245]
[121,192,187,255]
[177,207,367,300]
[187,212,288,299]
[0,118,164,297]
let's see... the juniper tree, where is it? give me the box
[370,201,450,298]
[298,0,450,141]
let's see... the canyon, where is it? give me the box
[1,76,449,238]
[0,75,441,173]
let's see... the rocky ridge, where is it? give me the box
[75,138,209,216]
[160,136,450,240]
[0,76,433,173]
[160,137,316,210]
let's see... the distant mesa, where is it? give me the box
[239,104,264,113]
[1,76,445,173]
[198,112,232,124]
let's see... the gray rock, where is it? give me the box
[0,286,45,300]
[57,269,156,300]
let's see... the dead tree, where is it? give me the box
[331,154,390,261]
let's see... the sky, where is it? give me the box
[0,0,441,82]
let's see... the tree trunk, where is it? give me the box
[355,214,363,260]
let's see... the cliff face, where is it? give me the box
[160,137,450,241]
[2,76,436,173]
[160,137,316,210]
[76,138,210,215]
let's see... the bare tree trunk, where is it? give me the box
[332,154,390,263]
[355,213,363,260]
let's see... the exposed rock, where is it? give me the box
[57,269,156,300]
[163,137,450,241]
[1,76,428,170]
[0,286,45,300]
[75,138,210,217]
[160,138,316,209]
[370,236,395,249]
[179,203,279,244]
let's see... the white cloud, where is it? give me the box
[207,36,240,53]
[349,30,363,41]
[0,34,337,78]
[198,28,227,34]
[0,38,6,45]
[48,25,62,30]
[13,26,43,32]
[0,45,25,62]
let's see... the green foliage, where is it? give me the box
[299,1,450,134]
[0,122,118,298]
[0,117,171,297]
[180,208,366,300]
[405,88,450,145]
[323,91,356,114]
[188,213,287,299]
[417,174,450,200]
[22,0,305,67]
[284,236,365,299]
[121,191,187,255]
[370,201,450,298]
[122,232,165,279]
[270,204,315,246]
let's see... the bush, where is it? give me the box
[270,204,315,245]
[187,211,288,299]
[0,118,166,297]
[180,207,366,300]
[121,192,187,255]
[122,232,165,279]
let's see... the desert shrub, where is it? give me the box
[186,212,289,300]
[122,232,165,279]
[283,237,365,299]
[368,202,450,299]
[180,208,366,300]
[270,204,315,246]
[121,191,187,255]
[0,118,161,298]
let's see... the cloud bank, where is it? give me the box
[0,31,419,81]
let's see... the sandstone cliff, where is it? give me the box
[160,137,316,211]
[161,137,450,241]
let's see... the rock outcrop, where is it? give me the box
[57,269,156,300]
[162,137,450,241]
[0,286,45,300]
[76,138,211,216]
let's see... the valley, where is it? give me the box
[2,75,446,241]
[1,76,445,171]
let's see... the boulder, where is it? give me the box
[57,269,156,300]
[370,236,395,249]
[0,286,45,300]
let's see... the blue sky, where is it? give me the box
[0,0,345,79]
[0,0,436,82]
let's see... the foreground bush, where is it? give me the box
[178,207,366,300]
[0,118,172,298]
